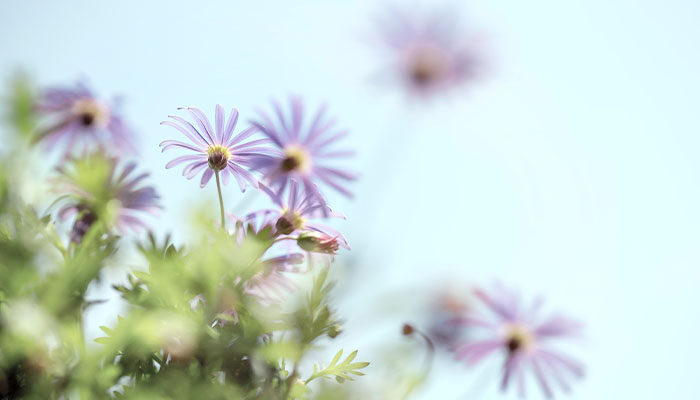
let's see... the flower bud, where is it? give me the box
[327,323,343,338]
[296,232,340,254]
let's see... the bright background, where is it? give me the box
[2,0,699,398]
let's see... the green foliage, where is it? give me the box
[0,165,8,210]
[0,174,120,398]
[0,82,372,399]
[2,71,37,139]
[294,267,339,345]
[306,350,370,384]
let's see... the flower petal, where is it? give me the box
[228,126,260,147]
[200,168,214,188]
[222,107,239,144]
[228,163,260,190]
[258,183,284,208]
[161,119,208,148]
[215,104,225,143]
[184,161,208,179]
[159,140,204,153]
[166,155,203,169]
[181,107,215,144]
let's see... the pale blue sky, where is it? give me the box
[2,0,700,398]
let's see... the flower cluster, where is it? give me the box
[0,3,592,399]
[160,100,355,277]
[161,100,355,199]
[1,75,367,399]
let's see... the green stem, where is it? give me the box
[283,367,298,399]
[272,236,298,245]
[214,169,225,228]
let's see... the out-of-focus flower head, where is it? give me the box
[427,286,471,348]
[35,81,136,155]
[453,284,584,398]
[223,218,308,307]
[373,6,484,99]
[54,153,161,243]
[249,96,356,209]
[160,105,271,190]
[244,253,306,302]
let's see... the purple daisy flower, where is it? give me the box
[249,97,357,206]
[239,180,350,252]
[55,154,161,243]
[374,7,484,99]
[35,81,136,155]
[453,284,584,398]
[160,105,270,191]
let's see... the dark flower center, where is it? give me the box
[504,325,534,355]
[70,207,97,244]
[407,45,449,87]
[281,156,301,172]
[506,337,521,354]
[275,216,295,235]
[275,212,303,235]
[71,98,109,128]
[79,112,95,127]
[280,145,310,173]
[207,145,231,171]
[411,62,437,86]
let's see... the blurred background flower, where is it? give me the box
[453,284,584,398]
[54,154,161,242]
[370,5,485,100]
[34,81,136,156]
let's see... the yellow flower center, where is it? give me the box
[71,98,110,128]
[280,145,311,173]
[503,323,535,354]
[207,145,231,171]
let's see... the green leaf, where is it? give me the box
[99,325,114,336]
[94,337,110,345]
[305,349,370,384]
[257,340,302,364]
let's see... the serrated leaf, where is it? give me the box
[304,349,370,384]
[330,349,343,367]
